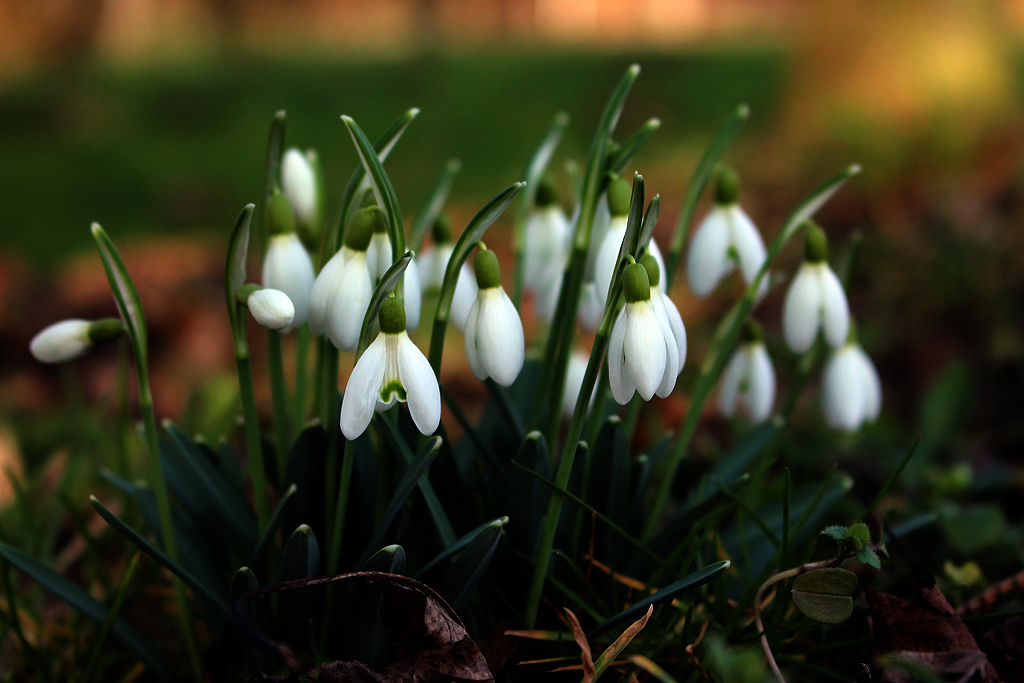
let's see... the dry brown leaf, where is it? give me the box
[564,608,595,683]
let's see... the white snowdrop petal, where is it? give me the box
[594,220,627,308]
[281,148,318,226]
[308,249,348,336]
[823,347,864,431]
[747,343,777,423]
[783,264,822,354]
[584,195,611,280]
[578,281,603,332]
[562,350,591,419]
[857,346,883,422]
[463,298,485,380]
[397,333,441,435]
[30,319,92,363]
[718,347,747,417]
[648,239,667,282]
[655,288,687,375]
[262,233,316,330]
[248,289,295,330]
[819,265,851,350]
[523,206,571,287]
[450,263,478,333]
[341,333,387,440]
[729,206,768,293]
[624,302,667,401]
[607,310,632,404]
[403,258,422,332]
[476,288,525,387]
[366,233,392,282]
[327,254,373,351]
[686,208,732,298]
[534,263,563,322]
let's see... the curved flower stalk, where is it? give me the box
[464,248,524,386]
[686,166,768,298]
[522,179,571,322]
[366,211,423,330]
[308,206,375,350]
[262,230,315,331]
[718,320,775,423]
[822,327,881,431]
[30,317,126,363]
[594,176,666,310]
[608,262,680,404]
[418,215,478,331]
[340,297,440,439]
[782,222,850,353]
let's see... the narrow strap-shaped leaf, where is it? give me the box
[362,545,407,574]
[415,517,508,578]
[256,110,286,257]
[333,108,419,251]
[0,543,177,683]
[358,436,442,566]
[90,497,231,619]
[627,654,679,683]
[224,205,255,335]
[410,158,462,252]
[91,223,147,360]
[356,251,413,357]
[665,103,749,290]
[606,117,661,176]
[437,518,506,612]
[592,604,653,680]
[637,194,660,257]
[859,439,919,522]
[586,560,730,639]
[248,483,297,567]
[342,115,406,259]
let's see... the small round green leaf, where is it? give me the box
[793,567,859,596]
[791,590,854,625]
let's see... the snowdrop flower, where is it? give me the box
[262,231,315,331]
[640,254,686,376]
[307,207,375,350]
[281,147,320,231]
[365,211,423,330]
[608,262,680,404]
[593,176,667,309]
[562,349,596,419]
[417,216,478,332]
[30,318,124,363]
[464,249,524,386]
[782,222,850,353]
[522,179,571,321]
[822,327,881,431]
[686,166,768,299]
[246,288,295,331]
[340,297,440,439]
[718,321,775,423]
[577,282,603,332]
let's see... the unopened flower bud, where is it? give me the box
[607,175,632,218]
[29,318,125,363]
[267,188,296,236]
[473,249,502,290]
[247,288,295,330]
[713,165,739,206]
[621,262,651,303]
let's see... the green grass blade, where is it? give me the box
[859,439,919,522]
[256,110,286,257]
[89,497,231,619]
[410,158,462,252]
[415,517,508,578]
[342,115,406,258]
[91,223,147,361]
[436,518,506,613]
[586,560,731,639]
[224,205,255,335]
[0,544,177,683]
[248,483,297,567]
[607,117,661,176]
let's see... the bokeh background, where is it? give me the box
[1,0,1023,509]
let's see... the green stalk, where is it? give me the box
[266,328,290,483]
[235,352,270,532]
[292,325,311,430]
[327,439,356,575]
[81,552,140,683]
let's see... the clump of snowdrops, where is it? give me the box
[5,64,902,683]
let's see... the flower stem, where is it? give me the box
[266,328,290,483]
[292,325,311,430]
[327,439,355,575]
[236,353,271,532]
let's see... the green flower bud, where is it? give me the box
[621,262,651,303]
[535,175,558,208]
[713,165,739,205]
[474,248,502,290]
[87,318,126,345]
[368,205,386,234]
[639,252,660,288]
[431,214,452,244]
[379,296,406,334]
[345,208,375,252]
[267,188,296,235]
[607,175,632,218]
[803,221,829,263]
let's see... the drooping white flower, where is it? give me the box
[822,338,881,432]
[523,181,572,321]
[641,254,686,376]
[686,166,768,299]
[281,147,319,229]
[308,208,375,350]
[463,249,524,386]
[262,232,315,331]
[782,222,849,354]
[417,221,479,333]
[365,218,423,331]
[577,281,603,332]
[562,349,595,419]
[607,263,679,404]
[718,322,775,423]
[29,318,124,363]
[403,257,422,332]
[247,288,295,330]
[340,297,440,439]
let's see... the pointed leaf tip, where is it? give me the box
[628,63,641,76]
[90,222,102,236]
[737,103,751,118]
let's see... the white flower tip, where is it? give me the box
[30,319,92,363]
[281,148,318,224]
[248,289,295,330]
[90,222,102,236]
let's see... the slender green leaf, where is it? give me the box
[91,224,147,359]
[410,158,462,252]
[860,439,919,521]
[90,497,231,619]
[637,194,660,257]
[248,483,297,567]
[224,205,255,333]
[82,552,141,683]
[593,604,653,680]
[362,545,407,574]
[256,110,286,257]
[607,117,661,175]
[416,517,508,578]
[0,544,177,683]
[357,251,413,355]
[342,115,406,258]
[587,561,731,639]
[437,518,506,612]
